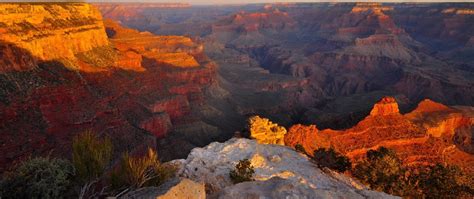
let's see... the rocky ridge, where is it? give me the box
[285,97,474,172]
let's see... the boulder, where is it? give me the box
[121,178,205,199]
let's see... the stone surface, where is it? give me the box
[177,138,397,198]
[121,178,205,199]
[215,177,396,199]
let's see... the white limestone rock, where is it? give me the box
[177,138,399,198]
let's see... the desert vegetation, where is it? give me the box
[0,157,74,199]
[229,159,255,184]
[0,130,175,199]
[312,148,352,172]
[307,146,474,198]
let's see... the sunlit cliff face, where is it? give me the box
[285,97,474,173]
[0,3,218,170]
[0,3,204,73]
[0,4,109,68]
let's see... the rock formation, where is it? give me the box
[0,3,109,72]
[121,178,205,199]
[285,97,474,172]
[369,96,400,116]
[175,138,398,198]
[0,3,217,171]
[248,116,287,145]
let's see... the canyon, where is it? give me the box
[0,2,472,192]
[0,3,218,170]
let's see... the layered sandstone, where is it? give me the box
[0,3,109,72]
[212,9,295,35]
[105,19,202,69]
[0,3,216,171]
[285,97,474,172]
[369,96,400,116]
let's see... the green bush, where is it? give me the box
[229,159,255,184]
[352,147,405,195]
[313,148,351,172]
[72,130,113,183]
[0,157,74,199]
[72,130,113,198]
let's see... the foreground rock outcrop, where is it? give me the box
[285,97,474,172]
[175,138,398,198]
[121,178,205,199]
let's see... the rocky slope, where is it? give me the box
[0,3,218,171]
[174,138,398,198]
[285,97,474,173]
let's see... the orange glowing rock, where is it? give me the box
[284,97,474,172]
[104,19,202,69]
[249,116,287,145]
[0,3,109,65]
[369,96,400,116]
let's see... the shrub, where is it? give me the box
[313,148,351,172]
[418,164,473,199]
[72,130,113,183]
[72,130,113,198]
[351,147,474,198]
[229,159,255,184]
[0,157,74,199]
[352,147,405,195]
[295,143,307,155]
[120,148,175,189]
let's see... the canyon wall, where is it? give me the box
[0,3,109,72]
[0,3,217,171]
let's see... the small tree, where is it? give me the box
[0,157,74,199]
[313,148,351,172]
[229,159,255,184]
[72,130,113,198]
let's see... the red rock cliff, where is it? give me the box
[0,3,216,171]
[285,97,474,172]
[0,3,109,72]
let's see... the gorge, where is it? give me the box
[0,2,473,198]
